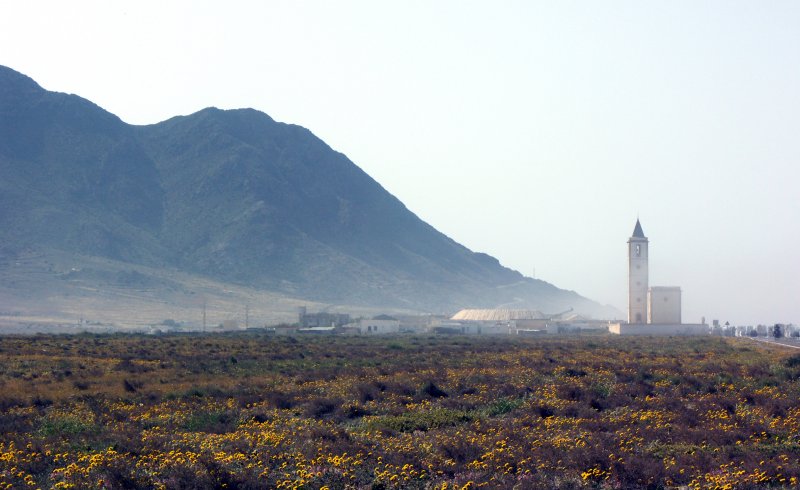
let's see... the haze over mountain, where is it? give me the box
[0,65,613,323]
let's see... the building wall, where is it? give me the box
[516,319,548,329]
[299,312,351,328]
[432,321,513,335]
[479,323,514,335]
[360,318,400,334]
[609,323,707,336]
[648,287,681,324]
[628,236,649,324]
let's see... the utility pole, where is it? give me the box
[202,302,206,332]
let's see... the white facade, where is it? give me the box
[648,287,681,324]
[480,322,515,335]
[356,318,400,335]
[609,323,707,336]
[432,320,514,335]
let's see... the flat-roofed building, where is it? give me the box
[648,286,681,324]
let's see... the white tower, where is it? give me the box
[628,219,649,324]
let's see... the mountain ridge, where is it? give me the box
[0,65,616,318]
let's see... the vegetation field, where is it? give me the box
[1,333,799,489]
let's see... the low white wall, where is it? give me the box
[609,323,708,336]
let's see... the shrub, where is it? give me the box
[73,380,90,390]
[123,378,142,392]
[483,397,524,417]
[266,391,295,409]
[355,382,380,403]
[421,381,448,398]
[363,407,472,433]
[536,405,556,418]
[305,398,341,419]
[342,403,371,419]
[38,413,95,437]
[183,410,237,433]
[785,354,800,368]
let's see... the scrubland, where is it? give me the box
[0,333,799,489]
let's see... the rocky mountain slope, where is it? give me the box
[0,65,613,318]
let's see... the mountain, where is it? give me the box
[0,65,614,319]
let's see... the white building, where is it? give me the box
[648,286,681,324]
[610,219,707,336]
[345,315,400,335]
[447,309,544,335]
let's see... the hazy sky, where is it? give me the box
[2,1,798,325]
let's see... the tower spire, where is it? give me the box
[632,218,645,238]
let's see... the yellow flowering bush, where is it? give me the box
[0,334,799,488]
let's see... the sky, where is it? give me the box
[1,1,798,325]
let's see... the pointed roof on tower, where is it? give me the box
[632,219,646,238]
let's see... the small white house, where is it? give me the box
[348,315,400,335]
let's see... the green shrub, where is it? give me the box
[182,410,237,433]
[363,407,472,433]
[39,414,95,436]
[483,397,524,417]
